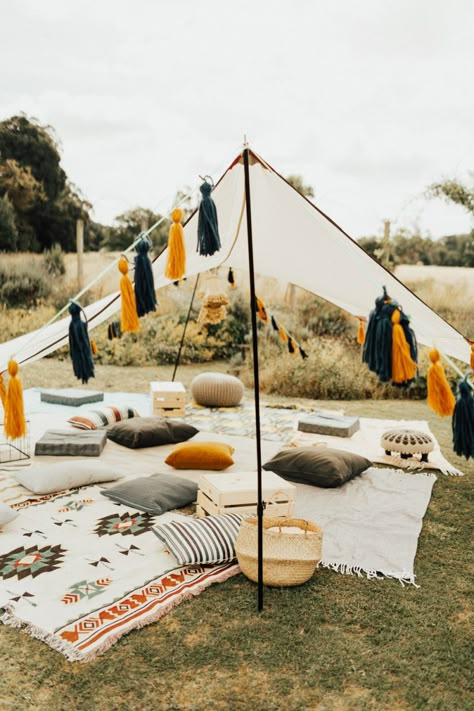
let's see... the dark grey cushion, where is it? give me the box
[34,429,107,457]
[101,473,198,514]
[262,447,372,488]
[106,416,198,449]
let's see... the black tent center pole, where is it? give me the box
[171,274,200,382]
[243,147,264,611]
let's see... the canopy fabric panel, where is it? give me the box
[0,148,470,373]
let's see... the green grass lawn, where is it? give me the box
[0,362,472,710]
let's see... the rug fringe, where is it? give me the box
[318,560,419,588]
[389,453,463,477]
[1,606,86,661]
[1,564,240,663]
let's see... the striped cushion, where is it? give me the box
[68,406,139,430]
[152,513,245,565]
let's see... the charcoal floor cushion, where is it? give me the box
[34,429,107,457]
[191,372,244,407]
[263,447,372,488]
[106,416,198,449]
[102,473,198,514]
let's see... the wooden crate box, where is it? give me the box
[196,471,296,518]
[150,381,186,417]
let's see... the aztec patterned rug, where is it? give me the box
[0,486,238,661]
[182,401,311,442]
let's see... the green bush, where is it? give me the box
[0,260,51,307]
[42,243,66,277]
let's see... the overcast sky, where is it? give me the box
[2,0,473,239]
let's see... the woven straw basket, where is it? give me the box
[235,516,323,587]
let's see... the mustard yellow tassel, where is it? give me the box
[4,360,26,440]
[256,297,268,322]
[427,348,455,417]
[118,257,140,333]
[470,343,474,373]
[0,373,6,409]
[90,338,98,355]
[165,208,186,281]
[357,318,365,345]
[391,308,417,384]
[278,326,288,343]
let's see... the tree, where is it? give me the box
[286,174,315,198]
[0,114,66,201]
[0,158,46,212]
[0,195,18,251]
[104,207,169,252]
[427,177,474,217]
[0,114,92,252]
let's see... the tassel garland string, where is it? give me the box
[0,186,201,374]
[254,295,307,360]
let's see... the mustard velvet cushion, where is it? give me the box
[165,442,235,470]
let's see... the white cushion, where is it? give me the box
[0,501,18,527]
[14,460,124,495]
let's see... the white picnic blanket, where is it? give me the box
[294,467,437,585]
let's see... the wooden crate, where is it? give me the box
[150,381,186,417]
[196,471,296,518]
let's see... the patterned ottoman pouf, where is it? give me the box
[191,373,244,407]
[380,429,434,463]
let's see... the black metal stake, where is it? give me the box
[243,147,264,611]
[171,274,200,382]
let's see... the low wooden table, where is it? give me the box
[196,471,296,518]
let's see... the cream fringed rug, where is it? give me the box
[0,486,238,661]
[294,467,437,586]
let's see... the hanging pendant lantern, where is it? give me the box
[197,273,229,325]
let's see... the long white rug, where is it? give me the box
[0,486,238,661]
[294,467,437,585]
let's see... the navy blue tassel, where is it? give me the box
[271,315,279,331]
[108,321,121,340]
[363,288,389,376]
[134,237,157,317]
[299,346,308,359]
[227,267,235,287]
[452,379,474,459]
[68,302,94,384]
[197,181,221,256]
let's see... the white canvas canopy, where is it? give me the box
[0,147,471,373]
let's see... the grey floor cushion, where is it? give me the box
[101,473,198,514]
[40,389,104,406]
[34,429,107,456]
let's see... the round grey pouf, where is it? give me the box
[191,372,244,407]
